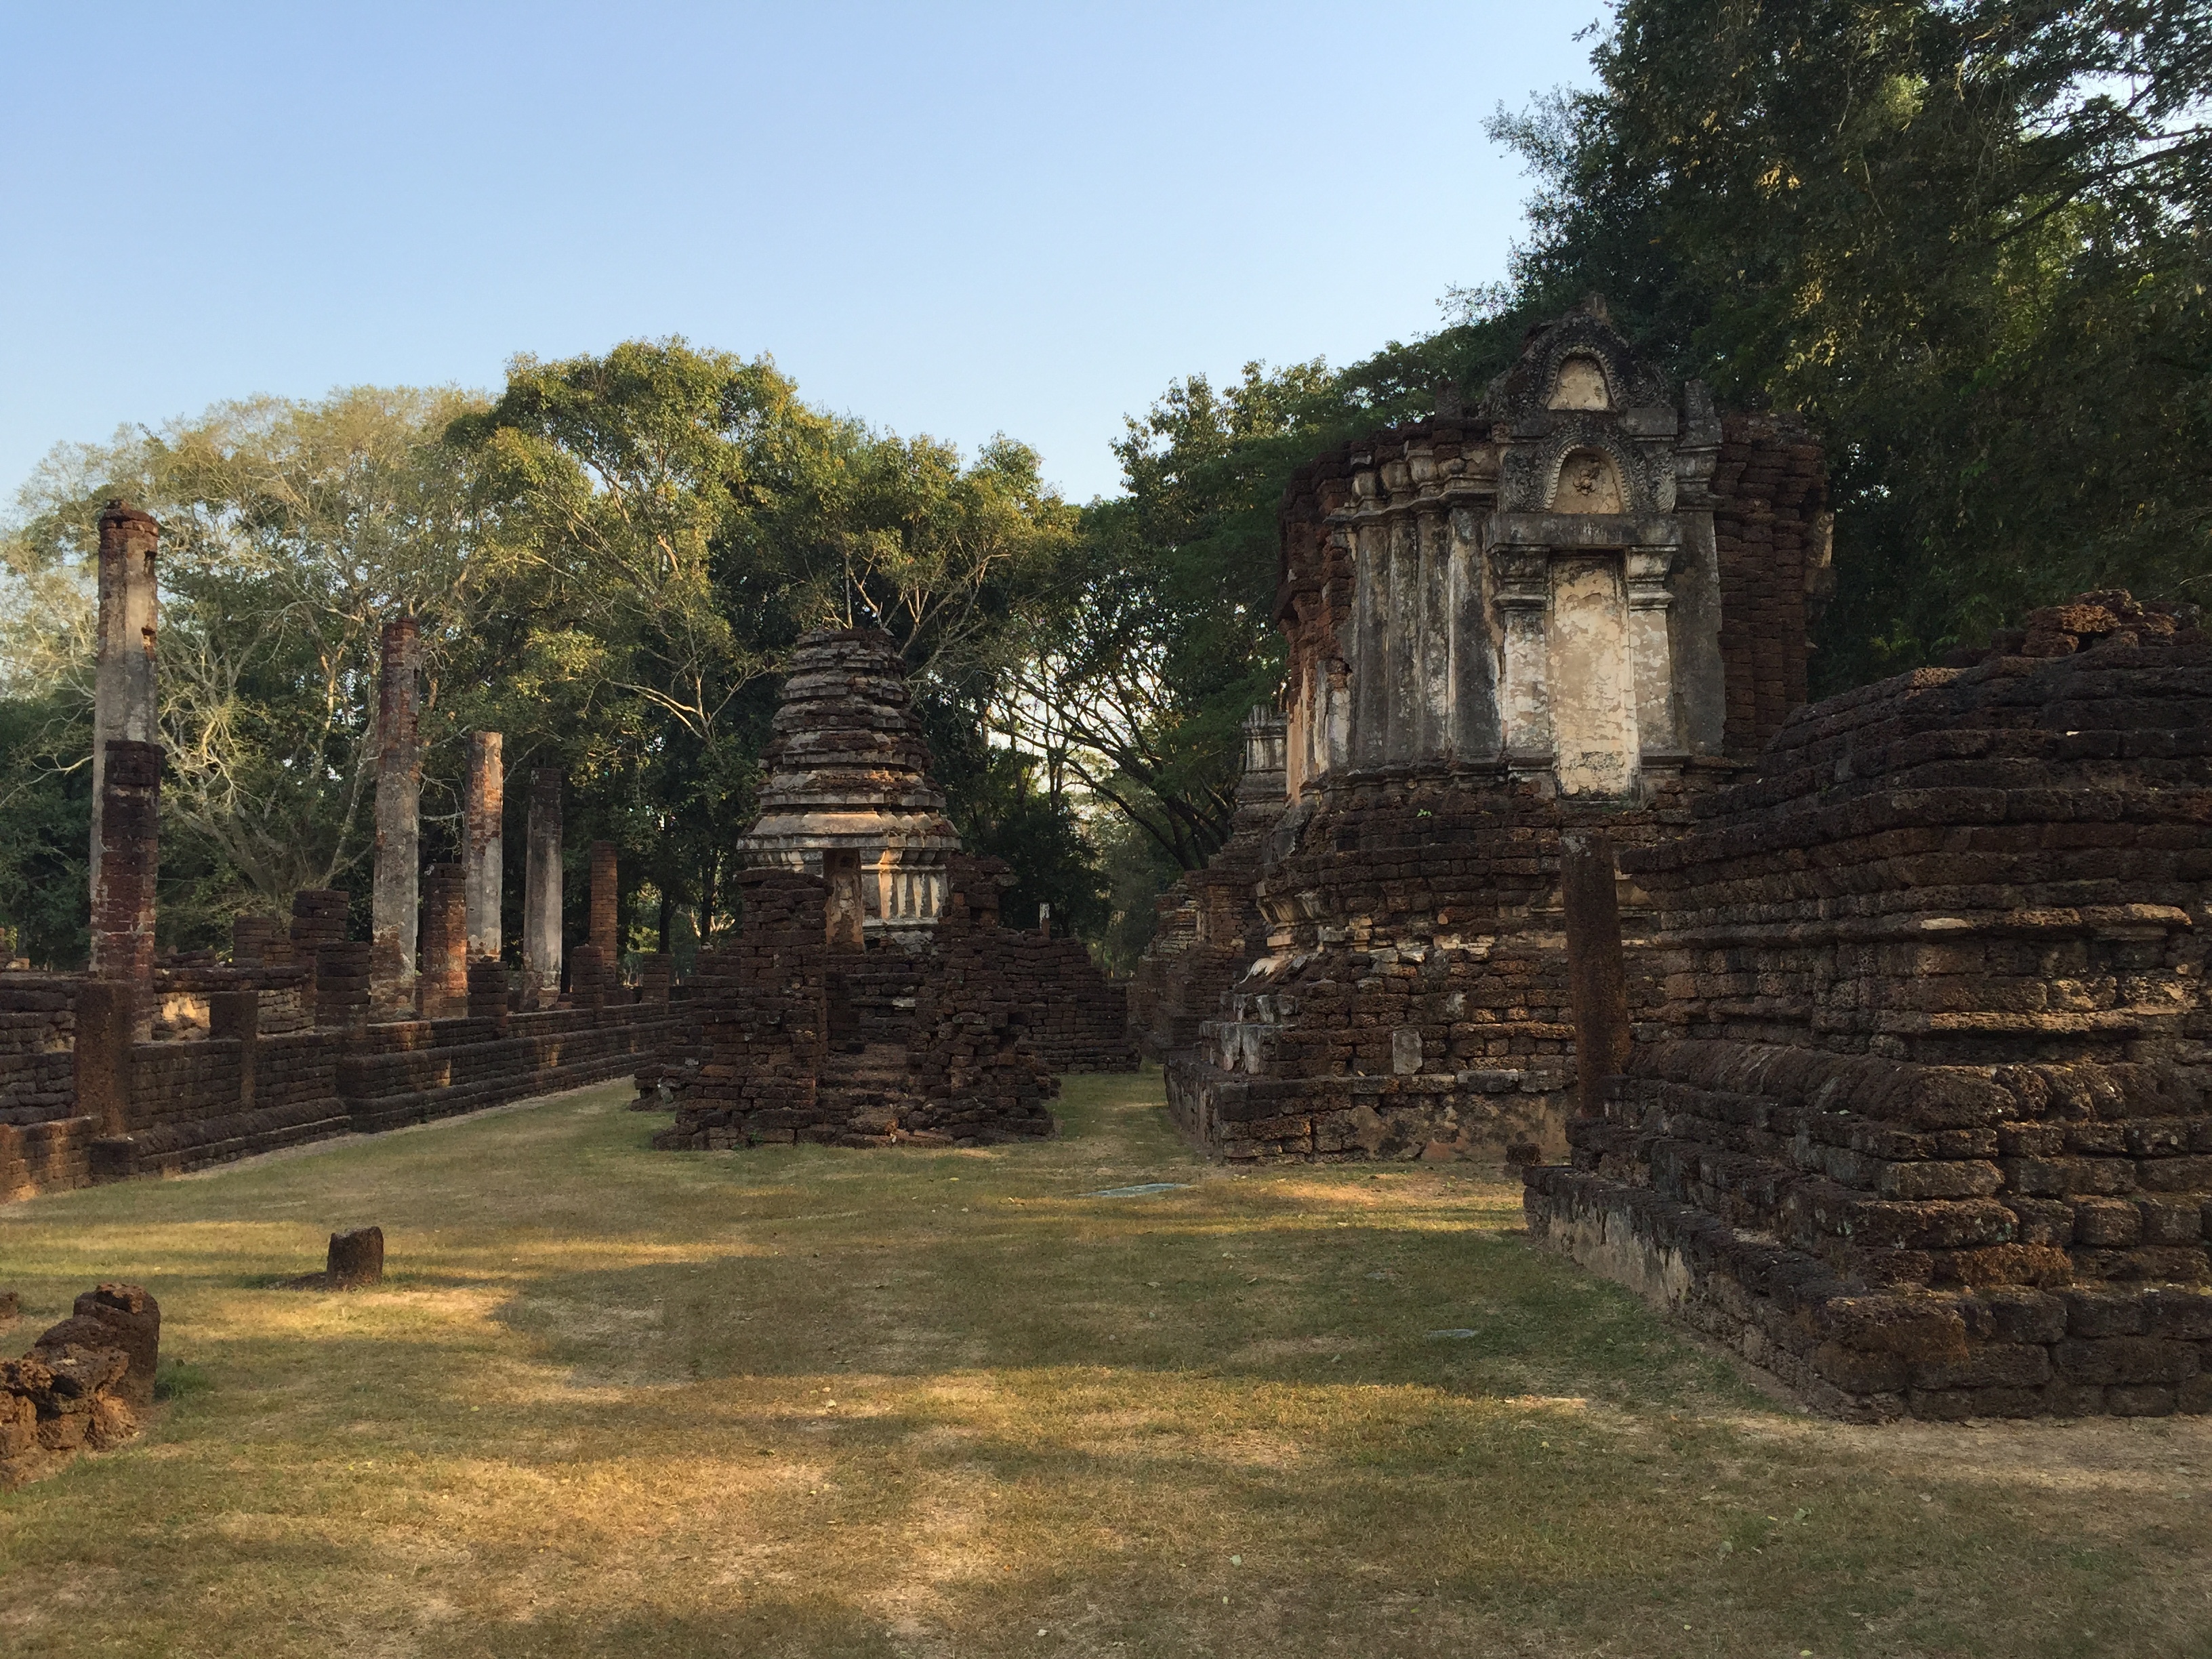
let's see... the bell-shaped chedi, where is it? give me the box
[737,628,961,942]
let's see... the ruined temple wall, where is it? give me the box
[337,1002,679,1134]
[657,872,828,1148]
[1713,414,1828,758]
[1127,890,1199,1057]
[1171,772,1704,1161]
[1006,934,1136,1073]
[906,857,1059,1138]
[0,978,77,1127]
[1530,600,2212,1419]
[0,979,682,1197]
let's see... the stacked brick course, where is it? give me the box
[1010,934,1137,1073]
[1528,592,2212,1419]
[653,861,1060,1151]
[1155,305,1835,1166]
[1,1283,159,1491]
[655,872,828,1147]
[1712,413,1830,758]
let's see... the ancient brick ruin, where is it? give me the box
[737,628,964,942]
[649,627,1132,1151]
[0,504,680,1199]
[1528,592,2212,1420]
[1141,302,1831,1162]
[0,1282,160,1491]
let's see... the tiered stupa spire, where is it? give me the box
[737,628,961,939]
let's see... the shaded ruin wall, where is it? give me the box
[1527,596,2212,1420]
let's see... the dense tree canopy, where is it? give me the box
[5,0,2203,968]
[1484,0,2212,684]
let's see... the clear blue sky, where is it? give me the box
[0,3,1598,508]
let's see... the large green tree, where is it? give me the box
[1485,0,2212,682]
[0,388,497,955]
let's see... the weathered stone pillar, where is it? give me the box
[418,863,468,1019]
[466,956,510,1027]
[72,980,135,1136]
[823,848,864,950]
[638,951,671,1003]
[1414,506,1451,758]
[89,501,159,903]
[1560,830,1631,1119]
[315,941,372,1031]
[464,731,503,961]
[523,769,564,1005]
[1626,545,1680,755]
[590,841,619,958]
[1496,550,1553,770]
[370,618,422,1010]
[208,989,258,1111]
[1351,515,1387,769]
[90,739,160,1036]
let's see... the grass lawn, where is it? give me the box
[2,1069,2209,1658]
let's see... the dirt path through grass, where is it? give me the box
[2,1071,2209,1657]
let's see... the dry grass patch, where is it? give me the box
[1,1070,2209,1656]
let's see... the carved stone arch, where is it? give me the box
[1547,352,1615,411]
[1481,303,1671,424]
[1500,417,1660,515]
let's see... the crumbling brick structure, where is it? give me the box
[1526,592,2212,1420]
[737,628,963,943]
[1150,302,1832,1162]
[653,859,1059,1149]
[1130,709,1286,1064]
[643,625,1130,1139]
[0,689,678,1198]
[1,1283,159,1491]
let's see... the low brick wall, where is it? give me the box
[0,968,680,1197]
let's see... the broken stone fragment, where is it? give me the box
[327,1226,385,1287]
[31,1282,161,1410]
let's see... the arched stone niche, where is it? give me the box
[1551,447,1626,514]
[1547,355,1613,411]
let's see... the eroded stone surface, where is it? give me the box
[1532,596,2212,1418]
[737,629,961,943]
[1147,302,1830,1163]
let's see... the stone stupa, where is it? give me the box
[735,628,961,947]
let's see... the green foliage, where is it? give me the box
[0,687,90,967]
[0,346,1084,959]
[1485,0,2212,683]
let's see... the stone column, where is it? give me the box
[90,739,160,1036]
[370,618,422,1009]
[638,951,671,1003]
[418,863,468,1019]
[1561,830,1631,1119]
[1351,512,1388,770]
[1414,508,1451,760]
[1384,514,1418,764]
[523,769,564,1005]
[590,841,619,958]
[89,501,159,903]
[1445,507,1498,760]
[1626,545,1680,755]
[1495,550,1553,771]
[464,732,503,962]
